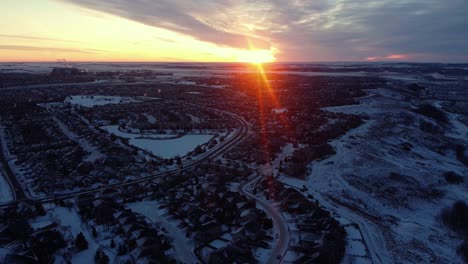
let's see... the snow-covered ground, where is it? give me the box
[65,95,141,107]
[272,108,287,114]
[0,123,40,199]
[127,201,198,264]
[143,113,157,124]
[0,248,11,263]
[0,169,13,203]
[102,125,214,158]
[28,205,116,264]
[47,207,116,263]
[281,87,468,264]
[52,114,105,162]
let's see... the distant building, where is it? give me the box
[50,67,85,77]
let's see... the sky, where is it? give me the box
[1,0,467,63]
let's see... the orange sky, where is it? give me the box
[0,0,277,63]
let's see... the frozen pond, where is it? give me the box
[130,135,213,158]
[102,125,213,158]
[0,170,13,203]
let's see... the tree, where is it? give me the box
[99,253,109,264]
[176,156,182,166]
[92,226,98,237]
[441,201,468,233]
[263,218,273,229]
[458,240,468,263]
[194,145,203,155]
[110,239,115,248]
[75,232,88,251]
[31,230,66,264]
[95,249,110,264]
[117,243,127,256]
[34,202,46,216]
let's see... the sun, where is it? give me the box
[235,49,276,64]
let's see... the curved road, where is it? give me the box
[0,81,293,263]
[240,176,290,264]
[38,105,250,203]
[0,97,250,205]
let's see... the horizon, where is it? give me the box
[2,60,468,65]
[1,0,468,63]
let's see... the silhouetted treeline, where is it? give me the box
[414,104,448,123]
[441,201,468,263]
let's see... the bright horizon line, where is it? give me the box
[1,60,467,64]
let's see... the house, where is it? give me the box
[208,244,256,264]
[194,221,223,244]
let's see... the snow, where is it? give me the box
[102,125,214,158]
[254,247,273,263]
[65,95,141,107]
[0,248,11,263]
[210,239,228,249]
[0,124,21,201]
[46,206,116,264]
[143,113,157,124]
[430,73,446,79]
[187,114,201,124]
[29,214,53,230]
[0,169,13,203]
[344,226,367,257]
[51,114,105,162]
[281,87,468,264]
[127,201,198,264]
[448,113,468,140]
[272,108,287,114]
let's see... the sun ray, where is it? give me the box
[245,38,293,177]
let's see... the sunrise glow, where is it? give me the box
[0,0,277,63]
[235,49,276,64]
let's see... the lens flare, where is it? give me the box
[245,39,292,177]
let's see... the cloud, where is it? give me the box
[0,34,84,43]
[266,0,468,61]
[365,54,409,61]
[60,0,468,62]
[61,0,271,49]
[0,45,103,54]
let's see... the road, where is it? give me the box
[34,106,250,203]
[306,120,390,264]
[0,96,250,206]
[0,81,293,263]
[239,176,290,264]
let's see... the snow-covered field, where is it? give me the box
[65,95,141,107]
[102,125,214,158]
[281,87,468,264]
[0,170,13,203]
